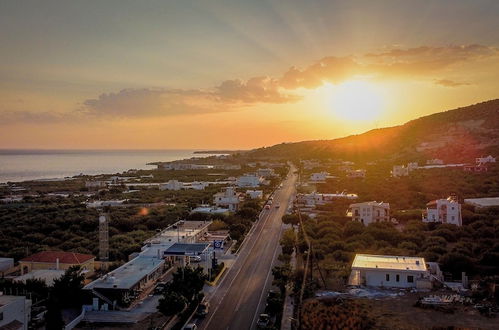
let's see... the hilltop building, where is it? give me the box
[348,201,390,226]
[349,254,432,289]
[476,155,496,164]
[256,168,276,178]
[309,172,329,182]
[426,159,444,165]
[346,169,366,178]
[422,197,462,226]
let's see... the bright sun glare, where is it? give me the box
[326,80,384,121]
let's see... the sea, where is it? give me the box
[0,149,218,183]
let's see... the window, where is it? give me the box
[396,274,400,282]
[0,312,3,321]
[407,275,414,283]
[385,274,390,281]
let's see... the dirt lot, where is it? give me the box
[358,292,499,329]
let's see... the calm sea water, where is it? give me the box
[0,149,214,183]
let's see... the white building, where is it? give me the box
[191,206,230,214]
[346,169,366,178]
[297,192,358,207]
[348,201,390,226]
[407,162,418,170]
[85,181,108,189]
[256,168,275,178]
[391,165,409,177]
[422,197,462,226]
[0,295,31,330]
[309,172,329,182]
[214,187,241,211]
[349,254,431,289]
[476,155,496,164]
[426,159,444,165]
[246,190,263,199]
[236,174,263,188]
[86,200,127,208]
[159,180,184,191]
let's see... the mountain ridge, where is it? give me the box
[247,99,499,163]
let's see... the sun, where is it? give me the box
[326,80,385,121]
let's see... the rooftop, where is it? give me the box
[146,220,211,244]
[0,294,25,307]
[85,255,164,290]
[20,251,95,264]
[352,254,427,272]
[349,201,389,208]
[464,197,499,208]
[15,269,65,286]
[164,243,210,256]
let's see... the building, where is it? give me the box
[85,181,108,189]
[349,254,431,289]
[391,165,409,177]
[236,174,263,188]
[0,257,14,275]
[296,192,358,207]
[256,168,275,178]
[15,269,65,286]
[464,197,499,209]
[407,162,418,170]
[85,220,211,308]
[309,172,329,182]
[346,169,366,178]
[86,200,127,208]
[191,206,230,215]
[246,190,263,199]
[463,164,488,172]
[426,159,444,165]
[476,155,496,164]
[214,187,241,211]
[348,201,390,226]
[19,251,95,276]
[159,180,184,191]
[422,197,462,226]
[0,295,31,330]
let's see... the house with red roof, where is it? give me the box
[19,251,95,277]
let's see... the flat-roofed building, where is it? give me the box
[19,251,95,276]
[464,197,499,209]
[0,295,31,330]
[349,254,430,288]
[348,201,390,226]
[214,187,241,211]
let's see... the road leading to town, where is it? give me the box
[199,165,297,330]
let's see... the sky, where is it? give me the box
[1,0,498,149]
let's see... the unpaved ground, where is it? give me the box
[359,292,499,329]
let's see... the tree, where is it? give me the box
[157,291,187,316]
[45,298,65,330]
[51,265,85,308]
[168,266,208,302]
[281,214,299,226]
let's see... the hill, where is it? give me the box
[247,99,499,163]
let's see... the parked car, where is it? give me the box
[264,204,271,210]
[183,324,197,330]
[256,314,270,328]
[154,282,167,294]
[196,301,210,317]
[275,202,280,208]
[190,255,202,263]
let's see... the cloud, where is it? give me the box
[81,88,220,118]
[434,79,471,87]
[1,44,496,124]
[216,76,299,103]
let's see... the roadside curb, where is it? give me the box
[205,264,228,286]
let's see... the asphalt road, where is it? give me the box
[199,166,297,330]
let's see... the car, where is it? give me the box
[190,256,202,263]
[183,324,197,330]
[196,301,210,317]
[153,282,167,294]
[264,204,271,210]
[275,202,280,208]
[256,314,270,328]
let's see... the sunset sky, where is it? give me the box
[1,0,498,149]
